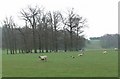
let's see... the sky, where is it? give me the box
[0,0,119,38]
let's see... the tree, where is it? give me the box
[2,17,17,54]
[36,8,44,53]
[48,11,61,52]
[20,6,39,53]
[74,16,87,51]
[100,34,118,48]
[2,6,87,54]
[61,8,87,51]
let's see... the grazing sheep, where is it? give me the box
[114,48,118,51]
[78,53,83,56]
[103,51,107,54]
[39,55,47,61]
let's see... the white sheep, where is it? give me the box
[103,51,107,54]
[39,55,47,61]
[78,53,83,56]
[114,48,118,51]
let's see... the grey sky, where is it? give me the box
[0,0,118,38]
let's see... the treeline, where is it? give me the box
[90,37,101,40]
[0,27,2,48]
[2,6,87,54]
[100,34,118,48]
[89,34,119,49]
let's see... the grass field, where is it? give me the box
[2,49,118,77]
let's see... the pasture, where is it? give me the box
[2,49,118,77]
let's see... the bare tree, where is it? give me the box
[41,14,49,53]
[62,8,77,51]
[48,12,54,52]
[60,13,69,52]
[36,8,44,53]
[20,6,39,53]
[60,8,87,51]
[2,23,9,54]
[48,11,61,52]
[2,17,17,54]
[74,16,87,51]
[2,6,88,54]
[17,26,27,53]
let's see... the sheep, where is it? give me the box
[114,48,118,51]
[103,50,107,54]
[39,55,47,62]
[78,53,83,56]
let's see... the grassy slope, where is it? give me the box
[2,50,118,77]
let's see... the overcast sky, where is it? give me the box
[0,0,118,38]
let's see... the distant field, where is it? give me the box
[86,40,102,49]
[2,50,118,77]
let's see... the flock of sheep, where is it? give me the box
[38,48,118,62]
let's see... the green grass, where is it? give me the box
[2,50,118,77]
